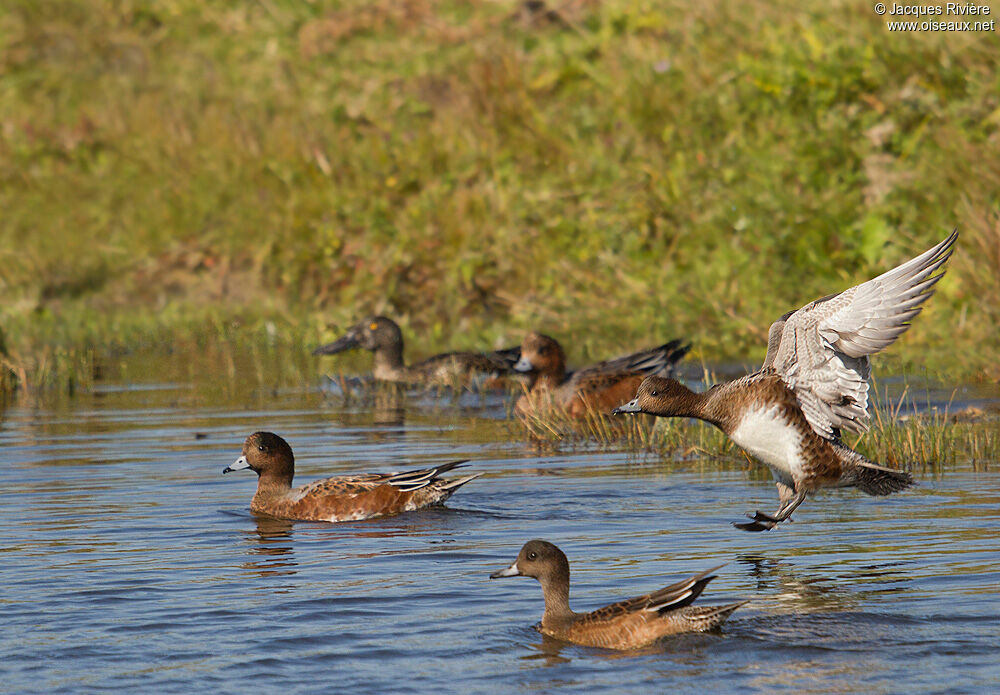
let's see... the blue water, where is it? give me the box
[1,381,998,694]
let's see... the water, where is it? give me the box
[1,378,998,694]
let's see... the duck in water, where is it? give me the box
[512,331,689,418]
[313,316,520,387]
[490,540,746,649]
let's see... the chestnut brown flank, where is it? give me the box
[225,431,480,522]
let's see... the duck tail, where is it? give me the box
[679,600,748,631]
[438,472,483,492]
[837,445,914,496]
[852,463,914,496]
[664,340,692,369]
[388,459,470,492]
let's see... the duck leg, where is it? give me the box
[733,485,807,532]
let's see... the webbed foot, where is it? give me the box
[733,519,776,532]
[733,510,792,532]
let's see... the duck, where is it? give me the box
[512,331,689,417]
[489,540,746,650]
[223,431,481,522]
[313,315,521,387]
[614,230,958,531]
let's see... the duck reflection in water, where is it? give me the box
[240,516,297,579]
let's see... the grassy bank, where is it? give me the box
[2,0,999,391]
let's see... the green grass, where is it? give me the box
[2,0,1000,392]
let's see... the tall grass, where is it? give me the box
[517,376,999,466]
[1,0,999,390]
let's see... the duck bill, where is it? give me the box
[222,455,251,475]
[312,331,360,356]
[512,357,534,374]
[489,561,520,579]
[612,399,642,415]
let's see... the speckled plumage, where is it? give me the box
[313,316,520,387]
[490,540,745,650]
[223,432,480,522]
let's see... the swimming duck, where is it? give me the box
[223,432,481,522]
[512,332,689,417]
[313,316,521,387]
[614,231,957,531]
[490,540,745,649]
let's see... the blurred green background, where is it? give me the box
[1,0,998,390]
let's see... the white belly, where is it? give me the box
[729,406,805,483]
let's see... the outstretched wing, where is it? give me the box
[764,230,957,439]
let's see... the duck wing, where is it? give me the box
[299,473,393,498]
[578,565,722,625]
[299,460,470,497]
[764,230,956,439]
[411,347,522,376]
[567,340,689,390]
[384,459,471,492]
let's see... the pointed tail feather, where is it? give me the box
[388,459,470,491]
[852,462,914,496]
[679,600,749,631]
[837,444,914,496]
[665,341,692,371]
[438,472,483,491]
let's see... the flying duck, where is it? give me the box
[614,231,957,531]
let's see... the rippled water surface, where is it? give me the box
[2,377,999,694]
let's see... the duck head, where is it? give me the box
[512,332,567,384]
[313,316,403,356]
[612,376,696,416]
[223,431,295,487]
[490,539,570,583]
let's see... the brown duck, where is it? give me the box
[490,540,745,650]
[614,231,957,531]
[313,316,520,387]
[223,432,480,522]
[512,332,689,417]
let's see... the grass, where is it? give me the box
[515,376,999,467]
[1,0,999,392]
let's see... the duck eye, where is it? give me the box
[527,552,537,560]
[257,444,267,453]
[369,322,379,331]
[538,346,549,356]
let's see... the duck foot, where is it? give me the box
[732,510,792,532]
[732,519,775,532]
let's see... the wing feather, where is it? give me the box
[567,340,689,390]
[764,230,956,439]
[577,565,723,626]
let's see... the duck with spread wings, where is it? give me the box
[615,231,957,531]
